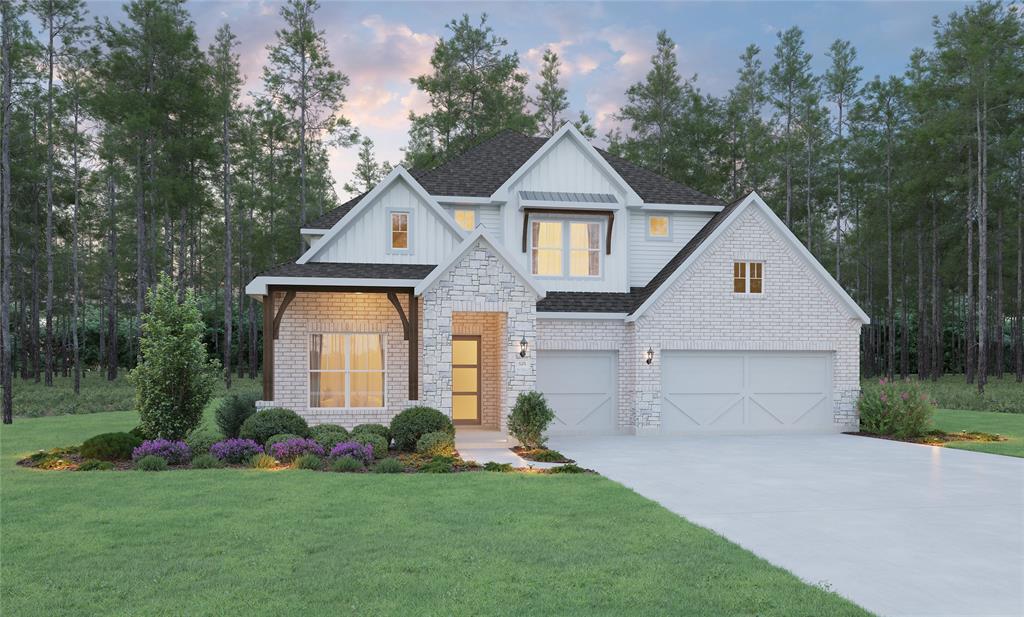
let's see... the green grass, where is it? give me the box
[0,410,870,616]
[931,408,1024,458]
[864,374,1024,414]
[7,373,261,417]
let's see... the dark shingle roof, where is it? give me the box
[536,290,644,314]
[259,261,436,280]
[307,130,723,229]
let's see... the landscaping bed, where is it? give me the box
[510,446,575,463]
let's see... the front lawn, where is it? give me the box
[0,410,870,616]
[931,408,1024,458]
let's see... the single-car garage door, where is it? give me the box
[660,351,834,434]
[537,351,618,435]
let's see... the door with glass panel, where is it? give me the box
[451,336,481,424]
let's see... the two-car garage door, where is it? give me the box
[660,351,834,433]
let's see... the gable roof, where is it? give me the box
[297,167,465,265]
[256,261,436,280]
[414,228,545,298]
[306,130,724,229]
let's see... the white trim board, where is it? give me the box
[627,191,870,324]
[245,276,424,298]
[537,312,627,320]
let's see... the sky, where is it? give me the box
[83,0,973,196]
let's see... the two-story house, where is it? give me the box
[245,125,868,435]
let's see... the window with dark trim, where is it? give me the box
[309,333,384,408]
[733,261,763,294]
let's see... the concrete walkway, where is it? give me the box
[454,429,560,469]
[549,432,1024,617]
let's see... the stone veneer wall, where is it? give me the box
[632,206,862,430]
[452,312,504,429]
[421,240,538,431]
[535,318,636,432]
[262,290,413,428]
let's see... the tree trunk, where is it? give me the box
[1016,148,1023,382]
[222,102,233,388]
[900,237,909,378]
[71,99,81,394]
[976,97,988,394]
[135,143,146,362]
[995,209,1004,378]
[43,9,55,387]
[105,172,119,380]
[1,4,14,423]
[931,201,941,380]
[917,216,928,379]
[885,136,894,378]
[966,155,976,383]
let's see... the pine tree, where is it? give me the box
[533,48,568,137]
[343,137,391,195]
[824,39,862,285]
[768,27,814,229]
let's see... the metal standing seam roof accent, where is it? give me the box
[519,190,617,204]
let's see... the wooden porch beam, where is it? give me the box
[386,292,411,341]
[272,290,296,340]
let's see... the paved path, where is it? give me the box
[454,429,559,469]
[549,433,1024,617]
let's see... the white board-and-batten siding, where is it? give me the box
[628,210,714,286]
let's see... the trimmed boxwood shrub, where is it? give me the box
[265,433,303,452]
[80,432,143,462]
[416,431,455,457]
[507,391,555,449]
[135,455,169,471]
[270,438,324,462]
[331,456,364,472]
[215,393,259,438]
[185,428,222,457]
[78,459,115,471]
[373,458,405,473]
[351,432,388,460]
[352,423,390,443]
[132,439,192,465]
[239,408,309,445]
[190,453,224,469]
[309,424,350,450]
[129,425,153,440]
[210,438,263,464]
[390,406,453,451]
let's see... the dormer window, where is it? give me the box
[530,218,602,278]
[454,208,475,231]
[734,261,763,294]
[389,210,410,252]
[647,215,670,239]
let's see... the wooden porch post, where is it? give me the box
[409,291,418,400]
[262,289,274,400]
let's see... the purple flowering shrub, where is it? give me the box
[858,378,933,439]
[270,438,324,462]
[210,438,264,464]
[131,439,191,465]
[329,441,373,465]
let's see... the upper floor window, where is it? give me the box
[390,211,410,251]
[647,215,670,239]
[454,208,475,231]
[530,219,602,278]
[733,261,763,294]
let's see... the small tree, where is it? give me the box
[130,274,219,439]
[507,391,555,449]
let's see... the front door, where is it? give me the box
[452,336,481,424]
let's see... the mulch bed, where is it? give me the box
[845,430,1007,447]
[510,447,575,464]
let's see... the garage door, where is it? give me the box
[660,351,833,434]
[536,351,618,435]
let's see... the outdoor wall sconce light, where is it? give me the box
[520,337,529,358]
[646,347,654,365]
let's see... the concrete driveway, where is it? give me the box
[548,433,1024,617]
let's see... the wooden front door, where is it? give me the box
[451,336,481,424]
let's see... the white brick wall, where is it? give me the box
[632,207,862,430]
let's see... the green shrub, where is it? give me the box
[239,408,309,445]
[215,393,258,438]
[507,391,555,449]
[185,428,222,457]
[331,456,364,472]
[548,463,586,474]
[129,425,153,440]
[190,453,225,469]
[352,432,388,459]
[309,424,350,450]
[483,461,513,472]
[80,432,142,461]
[352,423,390,443]
[249,453,278,469]
[418,455,454,473]
[130,274,219,440]
[265,433,302,452]
[293,453,324,470]
[390,406,453,451]
[373,458,405,473]
[530,449,570,463]
[858,378,934,439]
[77,459,115,471]
[135,455,169,471]
[416,431,455,457]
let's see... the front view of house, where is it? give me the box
[246,125,868,436]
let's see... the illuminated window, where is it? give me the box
[309,334,384,408]
[531,219,602,278]
[454,209,475,231]
[733,261,763,294]
[390,211,409,250]
[647,215,670,239]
